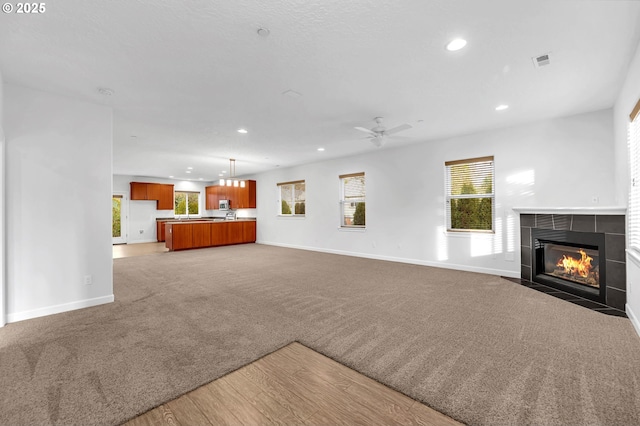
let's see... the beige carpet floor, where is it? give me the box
[1,244,640,425]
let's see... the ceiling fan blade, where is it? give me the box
[384,123,412,135]
[354,126,377,136]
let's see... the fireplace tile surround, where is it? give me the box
[515,208,626,315]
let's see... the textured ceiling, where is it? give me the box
[1,0,640,181]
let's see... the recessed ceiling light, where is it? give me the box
[169,175,174,178]
[218,174,223,177]
[446,38,467,52]
[185,170,191,174]
[187,166,193,170]
[97,87,114,96]
[283,89,303,99]
[221,170,227,174]
[199,178,203,180]
[237,128,248,134]
[317,147,325,152]
[257,28,270,37]
[495,104,509,111]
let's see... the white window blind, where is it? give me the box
[628,101,640,252]
[445,156,494,232]
[277,180,306,215]
[339,173,365,227]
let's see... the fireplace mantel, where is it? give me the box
[513,206,627,215]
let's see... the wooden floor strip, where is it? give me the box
[124,342,463,426]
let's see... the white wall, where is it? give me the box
[0,70,5,327]
[113,175,253,243]
[5,84,113,323]
[614,39,640,334]
[254,109,615,277]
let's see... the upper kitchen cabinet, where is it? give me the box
[205,180,256,209]
[130,182,149,200]
[157,184,174,210]
[235,180,256,208]
[130,182,174,210]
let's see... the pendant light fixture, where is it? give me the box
[220,158,246,188]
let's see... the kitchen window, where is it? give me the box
[278,180,306,216]
[445,156,494,232]
[340,172,365,227]
[175,191,199,217]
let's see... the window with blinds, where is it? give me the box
[445,156,494,232]
[627,99,640,252]
[339,173,365,227]
[277,180,306,216]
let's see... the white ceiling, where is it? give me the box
[2,0,640,181]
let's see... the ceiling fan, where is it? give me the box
[354,117,412,147]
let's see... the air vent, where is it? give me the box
[532,53,552,68]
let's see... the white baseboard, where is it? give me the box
[256,240,520,278]
[7,294,114,324]
[627,304,640,338]
[127,239,157,244]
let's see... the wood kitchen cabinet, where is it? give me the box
[130,182,149,200]
[236,180,257,208]
[243,220,256,241]
[166,220,256,251]
[205,186,217,210]
[166,223,193,251]
[192,223,212,248]
[130,182,174,210]
[204,180,256,210]
[157,184,174,210]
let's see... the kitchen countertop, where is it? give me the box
[157,217,256,221]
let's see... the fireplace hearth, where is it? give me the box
[531,228,606,303]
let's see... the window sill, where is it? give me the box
[445,230,494,238]
[277,215,306,220]
[338,226,366,232]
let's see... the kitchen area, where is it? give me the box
[113,175,257,255]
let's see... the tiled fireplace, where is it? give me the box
[517,208,626,314]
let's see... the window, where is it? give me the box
[340,173,365,227]
[278,180,305,216]
[445,156,494,232]
[628,98,640,252]
[174,191,199,217]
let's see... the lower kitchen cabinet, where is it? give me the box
[165,220,256,251]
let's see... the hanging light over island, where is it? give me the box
[220,158,245,188]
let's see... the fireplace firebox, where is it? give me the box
[531,228,606,303]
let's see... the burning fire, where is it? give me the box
[556,249,593,278]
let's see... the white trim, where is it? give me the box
[256,240,519,278]
[512,206,627,215]
[0,124,4,327]
[6,294,114,324]
[627,249,640,268]
[627,303,640,339]
[337,226,366,232]
[112,191,128,244]
[127,239,158,244]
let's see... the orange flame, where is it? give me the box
[556,249,593,278]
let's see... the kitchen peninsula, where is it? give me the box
[165,219,256,251]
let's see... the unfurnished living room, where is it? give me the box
[2,1,640,425]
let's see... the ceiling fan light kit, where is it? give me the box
[354,117,412,148]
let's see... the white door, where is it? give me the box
[112,193,128,244]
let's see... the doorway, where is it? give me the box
[112,193,127,245]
